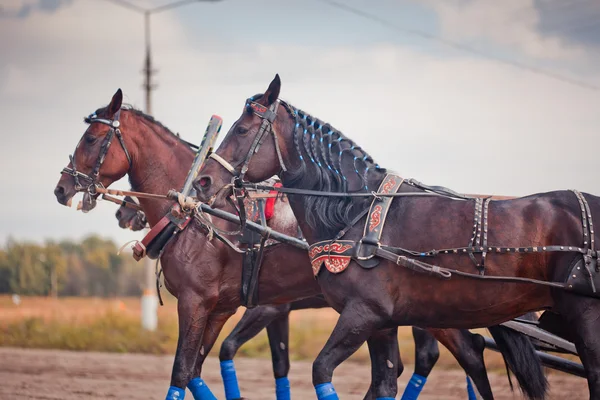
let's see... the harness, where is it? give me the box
[208,98,291,230]
[214,96,600,299]
[61,109,132,197]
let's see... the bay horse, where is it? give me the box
[115,196,147,231]
[193,74,600,399]
[52,89,543,400]
[114,193,531,400]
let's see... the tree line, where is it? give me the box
[0,235,146,297]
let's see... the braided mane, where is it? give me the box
[258,96,387,236]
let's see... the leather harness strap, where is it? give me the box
[365,175,404,240]
[132,215,171,261]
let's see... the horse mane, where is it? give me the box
[249,94,387,236]
[90,105,194,150]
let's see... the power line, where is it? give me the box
[103,0,146,13]
[103,0,219,14]
[317,0,600,93]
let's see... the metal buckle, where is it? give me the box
[354,239,380,261]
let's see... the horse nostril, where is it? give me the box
[54,185,65,197]
[199,176,212,189]
[115,210,122,220]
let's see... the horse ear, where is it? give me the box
[263,74,281,106]
[107,89,123,117]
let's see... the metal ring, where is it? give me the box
[87,184,97,195]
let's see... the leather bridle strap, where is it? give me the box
[208,99,287,181]
[239,99,284,180]
[61,108,132,193]
[207,98,286,229]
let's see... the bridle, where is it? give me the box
[61,108,132,196]
[206,97,291,228]
[209,97,289,184]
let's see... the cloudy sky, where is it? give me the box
[1,0,599,245]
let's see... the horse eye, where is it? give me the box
[236,126,249,135]
[85,135,97,144]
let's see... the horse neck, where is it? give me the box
[277,116,386,243]
[125,114,194,227]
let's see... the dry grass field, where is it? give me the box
[0,295,589,399]
[0,295,569,372]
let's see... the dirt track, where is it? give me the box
[0,347,587,399]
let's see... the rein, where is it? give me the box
[75,183,600,295]
[101,193,143,211]
[242,182,470,199]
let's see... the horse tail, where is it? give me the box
[488,325,548,400]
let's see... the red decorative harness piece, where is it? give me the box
[369,205,383,232]
[308,240,355,275]
[367,175,403,236]
[264,182,282,220]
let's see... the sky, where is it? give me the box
[1,0,599,246]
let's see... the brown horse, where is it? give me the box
[194,75,600,399]
[115,196,147,231]
[114,193,521,400]
[53,89,542,400]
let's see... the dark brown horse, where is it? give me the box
[53,89,542,400]
[194,75,600,399]
[113,192,516,400]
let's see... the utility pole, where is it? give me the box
[103,0,221,331]
[143,11,155,114]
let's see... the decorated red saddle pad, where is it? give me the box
[241,180,282,224]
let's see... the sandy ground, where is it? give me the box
[0,347,588,400]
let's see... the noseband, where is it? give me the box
[209,98,288,183]
[61,109,132,195]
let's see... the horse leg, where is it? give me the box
[188,311,235,400]
[312,305,390,400]
[364,327,402,400]
[398,327,440,400]
[430,329,492,400]
[266,311,293,400]
[219,304,291,400]
[166,292,212,400]
[556,295,600,400]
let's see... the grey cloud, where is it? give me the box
[536,0,600,47]
[0,0,72,19]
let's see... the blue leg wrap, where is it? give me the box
[187,377,217,400]
[220,360,241,400]
[166,386,185,400]
[315,382,339,400]
[275,376,291,400]
[466,376,477,400]
[400,373,427,400]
